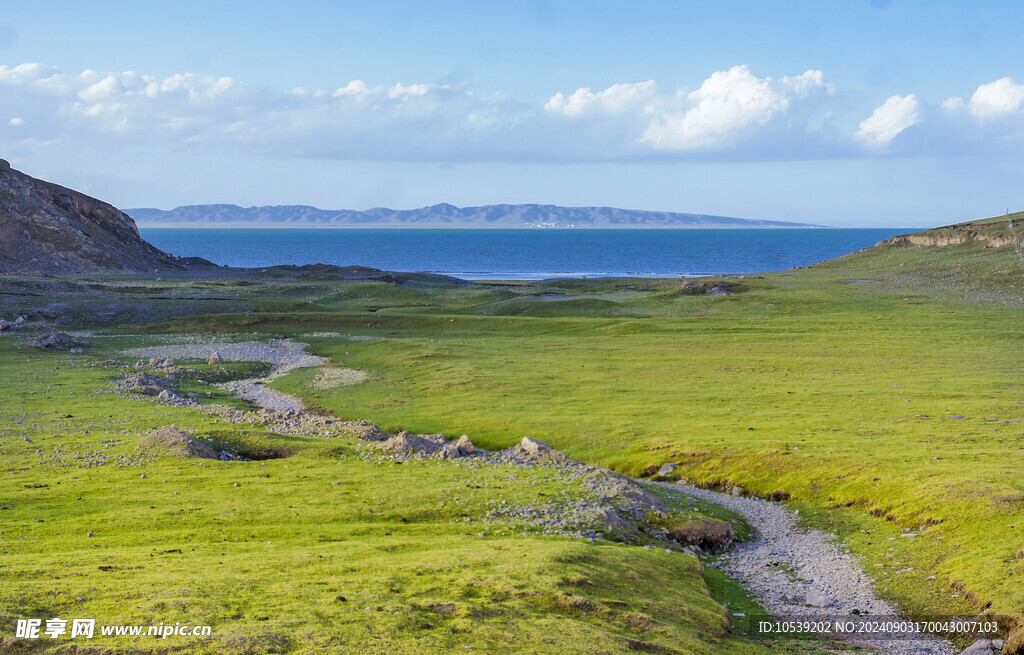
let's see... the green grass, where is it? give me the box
[3,225,1024,651]
[0,340,794,654]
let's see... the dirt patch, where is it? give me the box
[665,518,733,550]
[236,448,294,461]
[141,426,218,459]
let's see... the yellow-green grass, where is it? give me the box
[3,228,1023,649]
[0,340,817,654]
[244,245,1024,623]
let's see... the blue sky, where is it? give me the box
[1,0,1023,226]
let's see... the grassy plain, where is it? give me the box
[2,219,1023,652]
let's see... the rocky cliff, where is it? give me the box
[0,160,181,274]
[879,214,1022,250]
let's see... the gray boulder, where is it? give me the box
[208,351,223,365]
[521,437,552,456]
[958,639,995,655]
[456,435,476,455]
[0,319,12,332]
[657,462,677,476]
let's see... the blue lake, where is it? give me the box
[140,228,915,280]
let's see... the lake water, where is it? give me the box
[140,228,914,280]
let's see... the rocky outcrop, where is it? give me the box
[0,159,183,274]
[880,217,1020,250]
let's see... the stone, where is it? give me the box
[149,357,163,366]
[804,590,833,608]
[348,420,387,441]
[208,351,223,365]
[233,482,241,487]
[0,319,11,332]
[730,486,744,496]
[455,435,476,455]
[32,331,90,351]
[14,316,25,326]
[592,507,631,534]
[158,390,173,399]
[958,639,994,655]
[657,462,677,476]
[436,444,462,459]
[521,437,552,456]
[140,474,147,479]
[86,531,93,537]
[186,392,200,399]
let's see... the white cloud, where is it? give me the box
[545,80,657,117]
[856,94,922,147]
[642,66,826,150]
[3,61,1022,166]
[965,77,1024,120]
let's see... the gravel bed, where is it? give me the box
[658,483,956,655]
[122,339,327,413]
[217,379,308,413]
[122,340,327,375]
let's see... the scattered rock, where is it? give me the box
[208,351,223,365]
[377,431,450,457]
[32,332,91,351]
[86,532,93,538]
[657,462,677,477]
[0,319,12,332]
[730,485,744,496]
[233,482,241,487]
[520,437,552,456]
[140,426,218,459]
[346,420,387,441]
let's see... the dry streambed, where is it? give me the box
[660,483,966,655]
[118,338,975,655]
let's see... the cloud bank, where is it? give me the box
[2,62,1023,164]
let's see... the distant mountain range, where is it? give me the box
[126,203,820,228]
